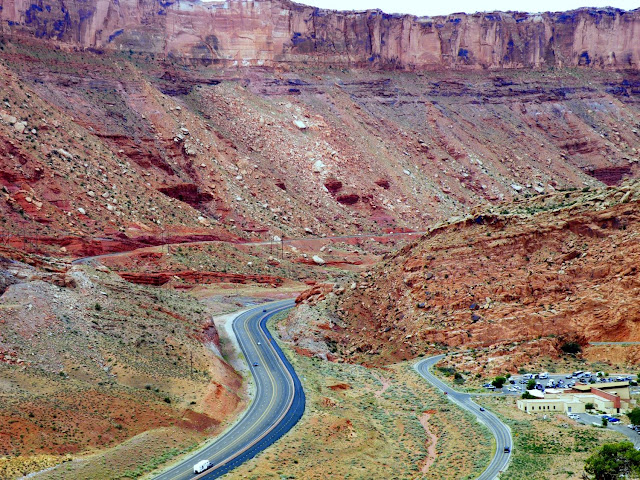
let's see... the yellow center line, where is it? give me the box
[170,301,294,480]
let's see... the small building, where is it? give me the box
[517,381,632,415]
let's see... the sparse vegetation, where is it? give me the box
[481,396,626,480]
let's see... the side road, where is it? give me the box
[415,355,512,480]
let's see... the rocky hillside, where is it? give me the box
[1,0,640,71]
[0,2,638,260]
[1,39,640,258]
[0,256,243,477]
[292,182,640,373]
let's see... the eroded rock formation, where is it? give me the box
[1,0,640,70]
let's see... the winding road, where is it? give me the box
[154,299,304,480]
[415,355,512,480]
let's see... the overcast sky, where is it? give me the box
[297,0,639,16]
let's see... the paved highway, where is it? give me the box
[154,299,305,480]
[415,355,512,480]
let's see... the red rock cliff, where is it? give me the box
[1,0,639,70]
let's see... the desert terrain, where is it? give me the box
[0,0,639,478]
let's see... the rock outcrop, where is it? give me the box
[117,270,284,286]
[301,183,640,370]
[1,0,640,70]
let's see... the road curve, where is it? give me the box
[154,299,305,480]
[415,355,512,480]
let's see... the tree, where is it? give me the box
[585,442,640,479]
[560,341,582,355]
[628,407,640,426]
[602,417,608,427]
[526,379,537,390]
[585,402,595,410]
[522,391,537,399]
[492,376,506,389]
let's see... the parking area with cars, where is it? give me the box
[482,371,638,396]
[571,412,640,448]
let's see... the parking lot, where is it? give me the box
[572,412,640,448]
[478,371,640,447]
[481,371,637,396]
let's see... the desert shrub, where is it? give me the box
[492,376,506,388]
[560,341,582,354]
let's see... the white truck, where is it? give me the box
[193,460,212,474]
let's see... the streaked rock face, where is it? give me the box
[1,0,639,70]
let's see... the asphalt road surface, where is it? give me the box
[154,299,304,480]
[415,355,512,480]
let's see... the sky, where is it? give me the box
[297,0,639,16]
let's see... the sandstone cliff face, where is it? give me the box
[1,0,640,70]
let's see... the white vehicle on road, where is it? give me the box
[193,460,212,474]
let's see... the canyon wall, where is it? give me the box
[1,0,639,70]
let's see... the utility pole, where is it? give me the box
[190,351,193,378]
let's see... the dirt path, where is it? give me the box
[371,373,391,399]
[418,410,439,473]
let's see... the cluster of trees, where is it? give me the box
[585,442,640,479]
[584,408,640,479]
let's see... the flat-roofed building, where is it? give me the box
[517,381,632,415]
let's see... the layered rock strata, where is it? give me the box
[1,0,639,70]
